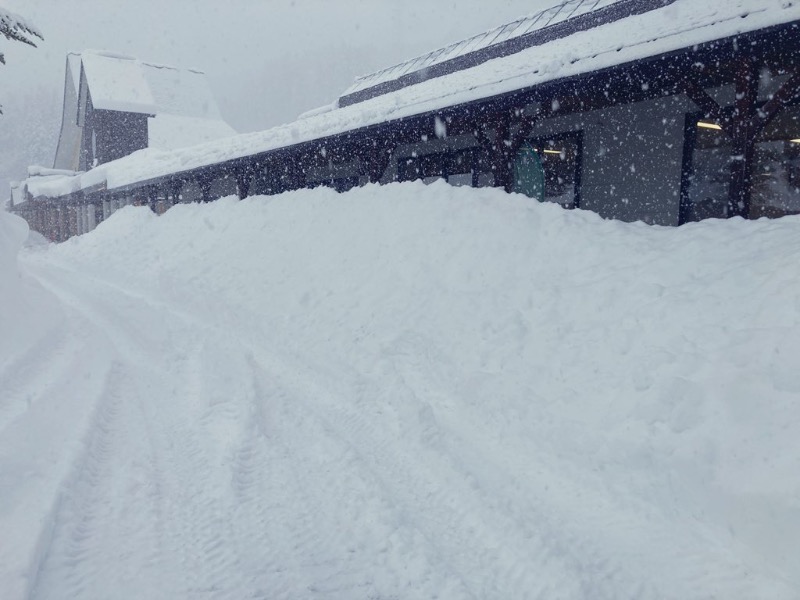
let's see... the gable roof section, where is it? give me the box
[66,53,81,95]
[53,50,236,170]
[339,0,677,107]
[81,52,155,114]
[52,53,85,170]
[79,51,223,120]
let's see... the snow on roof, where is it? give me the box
[40,0,800,198]
[81,52,156,115]
[66,53,82,95]
[147,114,238,151]
[10,181,25,206]
[340,0,671,105]
[15,170,85,203]
[28,166,81,178]
[144,64,223,120]
[80,51,223,120]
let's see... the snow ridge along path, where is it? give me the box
[2,182,800,599]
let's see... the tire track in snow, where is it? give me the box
[375,333,796,599]
[21,262,263,597]
[18,264,403,597]
[244,352,564,599]
[230,355,474,599]
[28,366,124,599]
[0,316,71,435]
[0,269,122,600]
[21,263,180,599]
[17,256,797,599]
[236,332,795,600]
[22,263,631,598]
[153,341,250,598]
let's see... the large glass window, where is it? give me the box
[682,105,800,222]
[395,133,581,204]
[682,120,731,221]
[752,108,800,218]
[512,132,582,208]
[397,147,494,187]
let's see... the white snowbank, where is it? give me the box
[3,184,800,599]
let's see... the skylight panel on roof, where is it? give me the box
[398,55,428,78]
[339,0,677,106]
[437,39,469,64]
[502,20,533,43]
[458,32,492,57]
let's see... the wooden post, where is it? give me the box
[360,138,395,184]
[168,181,182,208]
[236,166,252,200]
[147,185,159,212]
[93,201,103,226]
[282,157,306,191]
[727,58,759,219]
[198,175,212,203]
[491,114,513,192]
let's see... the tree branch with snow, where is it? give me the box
[0,7,43,113]
[1,7,42,62]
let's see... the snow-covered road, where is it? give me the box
[2,183,800,599]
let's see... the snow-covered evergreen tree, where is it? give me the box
[1,7,43,114]
[0,7,41,59]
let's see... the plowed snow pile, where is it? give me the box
[2,182,800,599]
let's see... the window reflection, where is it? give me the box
[685,106,800,222]
[513,134,582,208]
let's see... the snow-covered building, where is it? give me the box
[53,51,236,172]
[10,0,800,241]
[322,0,800,224]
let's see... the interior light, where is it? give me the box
[697,121,722,130]
[543,149,563,155]
[791,139,800,143]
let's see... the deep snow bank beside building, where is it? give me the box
[4,183,800,599]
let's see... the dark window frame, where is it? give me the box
[680,100,800,224]
[397,146,489,185]
[522,129,584,209]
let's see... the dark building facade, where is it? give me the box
[13,0,800,241]
[77,90,149,170]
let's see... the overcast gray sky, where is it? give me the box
[2,0,553,132]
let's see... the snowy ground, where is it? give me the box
[1,182,799,599]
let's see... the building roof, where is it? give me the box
[29,0,800,198]
[147,114,238,151]
[66,53,82,95]
[339,0,675,106]
[79,50,225,121]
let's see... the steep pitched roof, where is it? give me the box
[66,53,81,95]
[52,53,86,171]
[53,51,236,171]
[79,51,225,121]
